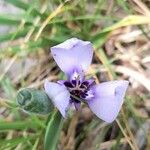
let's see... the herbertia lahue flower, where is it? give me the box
[44,38,129,123]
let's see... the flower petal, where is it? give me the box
[44,80,70,117]
[88,80,129,123]
[51,38,93,75]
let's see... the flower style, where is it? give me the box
[44,38,129,123]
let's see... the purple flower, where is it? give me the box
[44,38,129,123]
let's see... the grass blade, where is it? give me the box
[0,120,41,130]
[44,111,63,150]
[0,14,33,25]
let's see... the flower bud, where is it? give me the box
[16,88,54,115]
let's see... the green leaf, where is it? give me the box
[44,111,63,150]
[0,120,41,130]
[0,14,33,25]
[0,14,20,25]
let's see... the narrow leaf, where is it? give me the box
[44,111,63,150]
[0,121,40,130]
[0,14,33,25]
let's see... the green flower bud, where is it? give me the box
[16,88,54,115]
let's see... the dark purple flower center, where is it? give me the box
[64,79,95,104]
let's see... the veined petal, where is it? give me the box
[88,80,129,123]
[51,38,93,75]
[44,80,70,118]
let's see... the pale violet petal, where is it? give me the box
[44,80,70,117]
[51,38,93,75]
[52,38,84,49]
[88,80,129,123]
